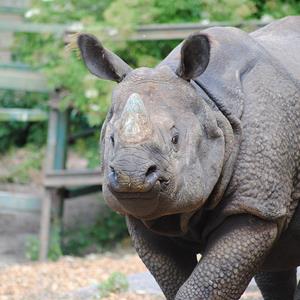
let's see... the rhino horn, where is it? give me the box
[120,93,152,142]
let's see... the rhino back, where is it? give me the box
[250,16,300,82]
[161,20,300,234]
[220,20,300,231]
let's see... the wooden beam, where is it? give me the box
[0,21,69,35]
[66,185,102,199]
[0,62,31,69]
[39,188,52,261]
[44,169,103,188]
[0,68,51,92]
[0,50,10,63]
[0,191,40,212]
[0,0,30,9]
[0,20,270,40]
[0,108,48,122]
[131,21,270,40]
[0,31,14,49]
[0,7,26,14]
[0,0,30,14]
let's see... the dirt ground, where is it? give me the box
[0,251,157,300]
[0,249,263,300]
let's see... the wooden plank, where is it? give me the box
[0,0,30,9]
[54,109,69,170]
[45,106,69,171]
[0,62,31,69]
[0,20,269,39]
[0,31,14,49]
[0,191,40,212]
[0,6,25,14]
[39,189,52,261]
[130,21,270,40]
[66,185,101,199]
[0,50,11,63]
[63,20,270,43]
[44,169,103,188]
[39,188,64,261]
[0,0,30,7]
[0,108,48,121]
[0,68,50,92]
[46,107,59,172]
[0,13,22,22]
[0,21,68,35]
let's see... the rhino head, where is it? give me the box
[78,33,232,232]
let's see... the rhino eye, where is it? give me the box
[171,134,179,145]
[110,134,115,147]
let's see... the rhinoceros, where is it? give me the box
[78,16,300,300]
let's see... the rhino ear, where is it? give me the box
[77,34,132,82]
[176,33,210,81]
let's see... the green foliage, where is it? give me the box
[262,0,300,18]
[25,235,40,261]
[25,210,127,260]
[72,133,101,168]
[0,144,44,184]
[201,0,257,21]
[48,220,64,261]
[151,0,203,23]
[63,210,128,256]
[0,91,48,152]
[99,272,129,298]
[25,222,63,261]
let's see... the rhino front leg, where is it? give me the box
[126,216,198,299]
[175,215,277,300]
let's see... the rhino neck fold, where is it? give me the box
[195,81,242,210]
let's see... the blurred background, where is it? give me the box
[0,0,299,299]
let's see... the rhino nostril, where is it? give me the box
[110,166,116,178]
[108,163,159,193]
[108,166,119,191]
[145,165,157,178]
[145,165,159,187]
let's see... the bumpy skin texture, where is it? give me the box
[175,216,277,300]
[127,216,198,299]
[128,215,277,300]
[78,16,300,300]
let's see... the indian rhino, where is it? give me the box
[78,16,300,300]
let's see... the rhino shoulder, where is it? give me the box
[250,16,300,82]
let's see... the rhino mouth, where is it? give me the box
[111,180,160,199]
[110,176,168,200]
[109,177,170,218]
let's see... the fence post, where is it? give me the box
[39,93,69,260]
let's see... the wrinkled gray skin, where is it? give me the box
[78,16,300,299]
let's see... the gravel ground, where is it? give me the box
[0,252,147,300]
[0,250,264,300]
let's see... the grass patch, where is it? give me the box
[25,221,63,261]
[99,272,129,298]
[25,210,129,261]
